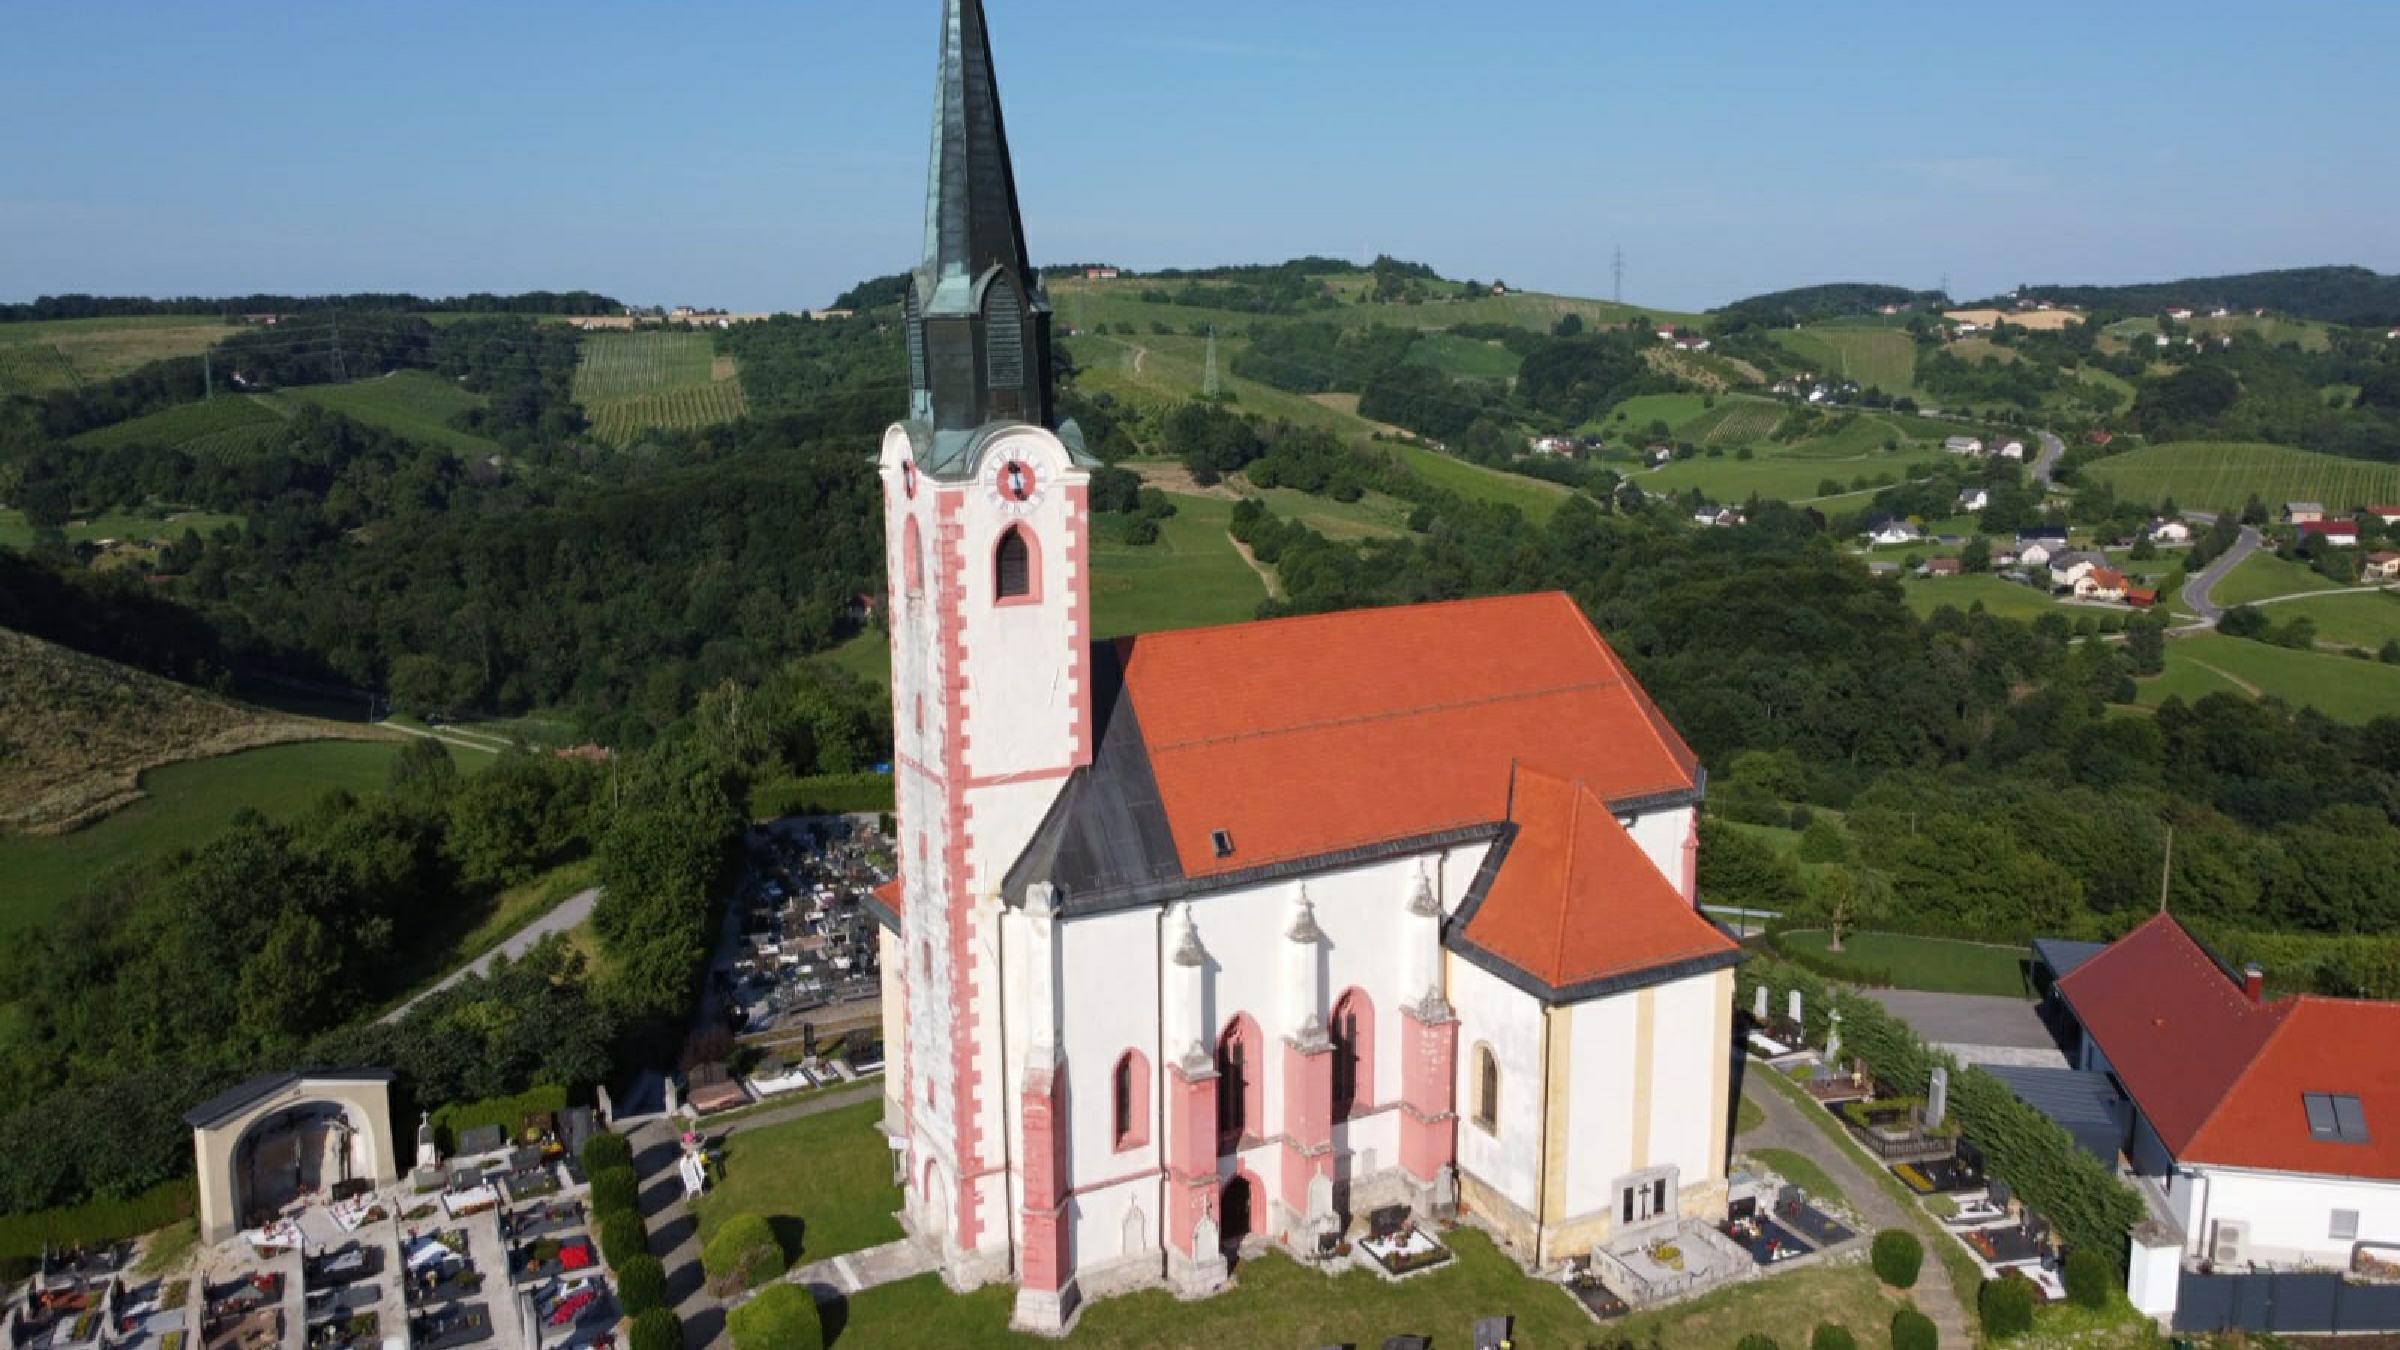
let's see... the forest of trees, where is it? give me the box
[1710,283,1948,331]
[0,291,623,323]
[2018,265,2400,327]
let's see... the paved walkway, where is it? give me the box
[1864,991,2068,1069]
[631,1084,886,1348]
[1741,1074,1974,1348]
[379,887,601,1023]
[2180,525,2264,623]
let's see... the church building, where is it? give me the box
[867,1,1743,1331]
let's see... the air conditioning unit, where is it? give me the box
[2212,1220,2248,1267]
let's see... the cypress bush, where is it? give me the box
[1981,1273,2038,1339]
[1810,1326,1857,1350]
[580,1132,633,1177]
[2064,1247,2113,1309]
[627,1308,681,1350]
[727,1283,824,1350]
[589,1166,640,1220]
[599,1210,649,1269]
[701,1213,788,1293]
[1890,1308,1938,1350]
[614,1254,668,1317]
[1871,1228,1923,1289]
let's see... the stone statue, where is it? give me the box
[415,1111,439,1170]
[1926,1066,1950,1131]
[1787,988,1803,1027]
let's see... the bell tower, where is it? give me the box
[879,0,1096,1305]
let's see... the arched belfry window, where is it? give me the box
[995,527,1031,601]
[985,280,1025,414]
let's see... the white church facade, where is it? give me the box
[865,1,1744,1331]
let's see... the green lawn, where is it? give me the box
[824,631,892,686]
[0,506,243,551]
[283,371,502,457]
[2085,440,2400,515]
[828,1225,1899,1349]
[1244,485,1413,540]
[1744,1146,1847,1208]
[1735,1094,1766,1138]
[1897,574,2078,620]
[0,739,469,941]
[1776,929,2030,998]
[2140,633,2400,722]
[691,1099,903,1265]
[1772,323,1919,394]
[1602,392,1714,435]
[1092,493,1266,637]
[1380,440,1570,524]
[2215,550,2347,607]
[1402,332,1521,381]
[2261,589,2400,649]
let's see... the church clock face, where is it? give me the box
[984,457,1044,518]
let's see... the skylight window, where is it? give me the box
[2304,1092,2370,1144]
[1211,830,1235,859]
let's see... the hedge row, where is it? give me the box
[1738,957,2145,1267]
[1759,928,1898,989]
[429,1084,569,1152]
[748,773,896,821]
[0,1179,194,1264]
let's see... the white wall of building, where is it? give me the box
[1625,806,1696,899]
[1564,993,1637,1213]
[1450,955,1548,1216]
[2194,1166,2400,1266]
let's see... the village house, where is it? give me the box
[1864,518,1924,547]
[2367,551,2400,581]
[2073,566,2129,602]
[1692,507,1746,529]
[2127,586,2159,610]
[1958,487,1990,513]
[1084,267,1121,280]
[2299,520,2360,548]
[2370,506,2400,526]
[1995,439,2027,461]
[1529,435,1578,458]
[2166,307,2195,321]
[2088,430,2116,447]
[1919,557,1962,578]
[2048,550,2108,590]
[1943,436,1985,457]
[2034,916,2400,1319]
[2285,501,2327,525]
[2147,518,2193,546]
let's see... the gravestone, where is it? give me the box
[1926,1066,1950,1131]
[1824,1008,1843,1067]
[1787,989,1803,1027]
[1752,984,1768,1021]
[1122,1204,1149,1258]
[416,1112,439,1170]
[594,1085,614,1129]
[1432,1163,1460,1220]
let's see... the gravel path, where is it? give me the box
[378,887,600,1024]
[1741,1074,1975,1347]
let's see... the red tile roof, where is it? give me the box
[2060,914,2400,1179]
[2300,520,2359,536]
[1118,592,1700,878]
[874,878,901,919]
[1461,767,1735,990]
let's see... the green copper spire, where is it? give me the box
[907,0,1055,460]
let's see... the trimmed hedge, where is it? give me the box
[1761,927,1897,988]
[615,1254,668,1316]
[2064,1247,2112,1309]
[1871,1228,1923,1289]
[1741,957,2144,1268]
[589,1166,640,1220]
[701,1213,787,1293]
[1981,1272,2038,1339]
[1890,1308,1938,1350]
[749,773,896,821]
[599,1210,649,1269]
[430,1085,569,1152]
[0,1179,194,1265]
[579,1132,633,1177]
[628,1308,681,1350]
[727,1282,825,1350]
[1810,1326,1856,1350]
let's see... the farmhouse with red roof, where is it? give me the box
[2047,915,2400,1274]
[862,2,1741,1325]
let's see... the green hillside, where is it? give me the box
[574,330,749,445]
[283,370,502,456]
[0,315,235,397]
[2084,441,2400,515]
[69,394,287,456]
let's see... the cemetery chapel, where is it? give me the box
[866,0,1745,1330]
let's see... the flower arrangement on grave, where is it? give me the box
[1650,1241,1685,1270]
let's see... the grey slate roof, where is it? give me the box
[1986,1065,2129,1163]
[183,1069,395,1130]
[2030,937,2107,983]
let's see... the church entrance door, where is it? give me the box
[1220,1174,1253,1249]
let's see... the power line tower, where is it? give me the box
[1203,326,1220,399]
[1613,246,1625,304]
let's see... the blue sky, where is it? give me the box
[5,1,2396,312]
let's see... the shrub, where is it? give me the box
[579,1132,633,1177]
[1810,1327,1857,1350]
[627,1308,681,1350]
[614,1255,668,1317]
[429,1085,569,1152]
[1871,1228,1923,1289]
[1980,1272,2038,1339]
[0,1180,196,1266]
[2063,1246,2112,1309]
[727,1283,824,1350]
[1734,1337,1780,1350]
[589,1166,640,1220]
[1890,1307,1938,1350]
[701,1213,788,1293]
[599,1210,649,1269]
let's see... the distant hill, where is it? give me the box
[0,627,391,835]
[2017,266,2400,326]
[1711,283,1948,330]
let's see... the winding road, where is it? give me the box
[2178,524,2265,624]
[2029,428,2066,489]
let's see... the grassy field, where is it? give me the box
[283,371,502,456]
[0,316,234,397]
[573,330,748,445]
[1777,929,2030,997]
[1744,1146,1848,1208]
[0,628,394,836]
[1682,397,1786,448]
[1092,493,1267,636]
[2259,589,2400,649]
[1645,413,1950,503]
[830,1224,1899,1349]
[69,394,289,456]
[0,739,461,941]
[1897,574,2082,620]
[1380,440,1570,522]
[2140,633,2400,721]
[0,506,242,551]
[1402,332,1520,381]
[2214,550,2348,607]
[1772,323,1919,394]
[1244,484,1414,540]
[690,1099,903,1265]
[2085,440,2400,515]
[823,631,892,686]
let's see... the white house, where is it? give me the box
[2147,519,2193,546]
[1996,439,2027,461]
[1958,487,1991,513]
[867,4,1745,1329]
[1866,520,1925,547]
[2045,917,2400,1284]
[1944,436,1985,457]
[2049,550,2107,589]
[2073,566,2129,601]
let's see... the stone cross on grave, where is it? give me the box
[1926,1066,1950,1131]
[1752,984,1768,1022]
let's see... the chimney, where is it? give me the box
[2243,963,2265,1004]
